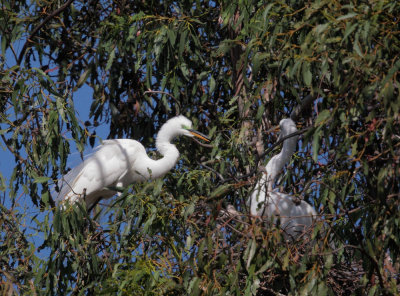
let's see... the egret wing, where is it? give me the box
[58,139,143,203]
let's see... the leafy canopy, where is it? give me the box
[0,0,399,295]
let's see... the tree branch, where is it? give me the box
[144,89,181,115]
[17,0,75,65]
[290,94,316,122]
[191,137,213,148]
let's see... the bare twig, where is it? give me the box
[144,89,181,115]
[191,137,213,148]
[198,161,225,181]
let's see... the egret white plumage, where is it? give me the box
[249,118,316,239]
[58,115,210,210]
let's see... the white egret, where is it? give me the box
[249,118,316,239]
[58,115,210,210]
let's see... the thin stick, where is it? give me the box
[144,89,181,115]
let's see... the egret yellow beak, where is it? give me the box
[188,129,210,142]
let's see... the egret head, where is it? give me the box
[159,115,210,142]
[174,116,210,141]
[279,118,297,136]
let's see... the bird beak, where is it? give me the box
[188,129,210,142]
[267,125,280,133]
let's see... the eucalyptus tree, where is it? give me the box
[1,0,399,294]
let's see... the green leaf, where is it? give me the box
[75,68,91,89]
[252,52,268,75]
[341,23,358,44]
[246,239,257,270]
[178,29,188,58]
[315,109,331,126]
[33,67,52,83]
[185,235,193,249]
[106,47,116,71]
[210,184,231,199]
[302,62,312,86]
[353,41,363,57]
[312,127,321,162]
[167,28,176,46]
[351,141,358,157]
[382,59,400,86]
[1,36,7,56]
[34,176,51,183]
[41,191,50,205]
[180,62,189,79]
[315,23,329,34]
[290,59,302,79]
[209,76,216,93]
[282,252,290,270]
[0,129,9,135]
[336,13,358,21]
[255,104,265,120]
[197,71,209,81]
[184,202,195,219]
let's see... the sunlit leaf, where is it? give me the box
[34,176,51,183]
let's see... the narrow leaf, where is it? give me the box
[75,68,91,89]
[315,110,331,126]
[312,127,321,162]
[302,62,312,86]
[34,176,51,183]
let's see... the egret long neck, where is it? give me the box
[279,134,298,166]
[145,124,181,179]
[144,146,180,179]
[265,134,298,191]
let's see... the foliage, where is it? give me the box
[1,0,399,295]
